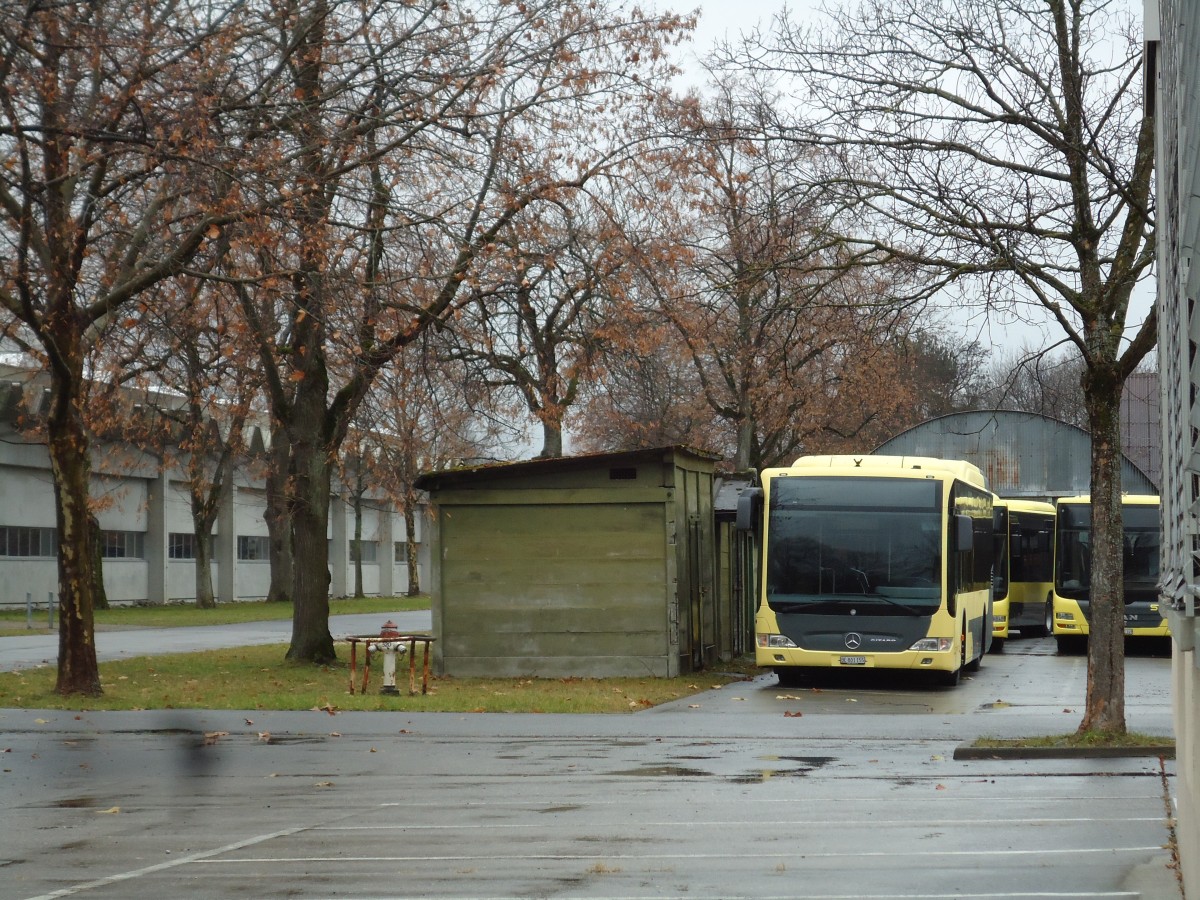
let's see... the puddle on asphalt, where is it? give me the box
[610,755,838,783]
[54,797,96,808]
[257,735,327,745]
[611,765,711,778]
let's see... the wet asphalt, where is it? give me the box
[0,625,1182,900]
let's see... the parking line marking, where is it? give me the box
[21,827,308,900]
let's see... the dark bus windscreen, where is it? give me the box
[1055,503,1160,602]
[767,477,943,612]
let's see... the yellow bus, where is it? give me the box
[1051,494,1166,653]
[741,455,993,687]
[991,498,1056,648]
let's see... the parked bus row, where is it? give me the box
[738,454,1166,687]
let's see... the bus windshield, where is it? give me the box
[1056,503,1160,602]
[766,476,943,613]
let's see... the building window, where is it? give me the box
[0,526,58,558]
[168,532,196,560]
[394,541,407,561]
[349,539,378,563]
[238,535,270,561]
[102,530,145,559]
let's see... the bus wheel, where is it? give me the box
[939,626,966,686]
[775,668,804,688]
[965,643,983,672]
[937,662,962,687]
[990,638,1005,654]
[1056,635,1086,655]
[1029,598,1052,639]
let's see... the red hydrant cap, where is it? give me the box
[381,620,399,638]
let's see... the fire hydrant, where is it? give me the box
[373,620,407,695]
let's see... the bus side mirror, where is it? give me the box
[737,487,763,532]
[955,514,974,551]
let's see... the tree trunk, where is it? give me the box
[194,531,216,609]
[734,416,754,472]
[46,366,102,696]
[353,485,364,599]
[1078,366,1126,734]
[265,424,293,603]
[539,419,564,458]
[404,501,420,596]
[90,512,109,611]
[285,435,336,663]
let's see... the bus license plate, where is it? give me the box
[839,656,867,666]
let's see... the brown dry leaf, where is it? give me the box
[935,784,947,791]
[96,806,121,814]
[204,731,229,745]
[257,732,271,742]
[784,711,803,718]
[315,781,333,788]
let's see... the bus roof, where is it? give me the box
[994,497,1056,514]
[1056,494,1160,506]
[785,455,988,490]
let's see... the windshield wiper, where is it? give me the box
[769,599,847,614]
[869,594,929,616]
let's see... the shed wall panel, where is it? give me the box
[436,501,670,674]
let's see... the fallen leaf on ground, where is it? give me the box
[784,711,803,718]
[97,806,120,814]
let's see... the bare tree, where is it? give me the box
[638,83,922,470]
[742,0,1154,732]
[440,193,636,458]
[0,0,243,694]
[223,0,692,662]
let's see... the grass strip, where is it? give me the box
[971,731,1175,750]
[0,644,753,713]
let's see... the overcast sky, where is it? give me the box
[670,0,1156,360]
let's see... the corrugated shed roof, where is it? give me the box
[875,410,1156,497]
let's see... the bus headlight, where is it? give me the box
[756,633,798,649]
[909,637,953,652]
[1055,612,1075,621]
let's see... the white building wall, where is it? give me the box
[0,426,427,607]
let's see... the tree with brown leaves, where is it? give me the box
[0,0,245,694]
[740,0,1154,733]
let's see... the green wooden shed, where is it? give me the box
[414,446,726,678]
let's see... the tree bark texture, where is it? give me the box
[47,365,102,696]
[265,424,294,603]
[1079,367,1127,733]
[285,429,336,663]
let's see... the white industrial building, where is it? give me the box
[0,369,425,609]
